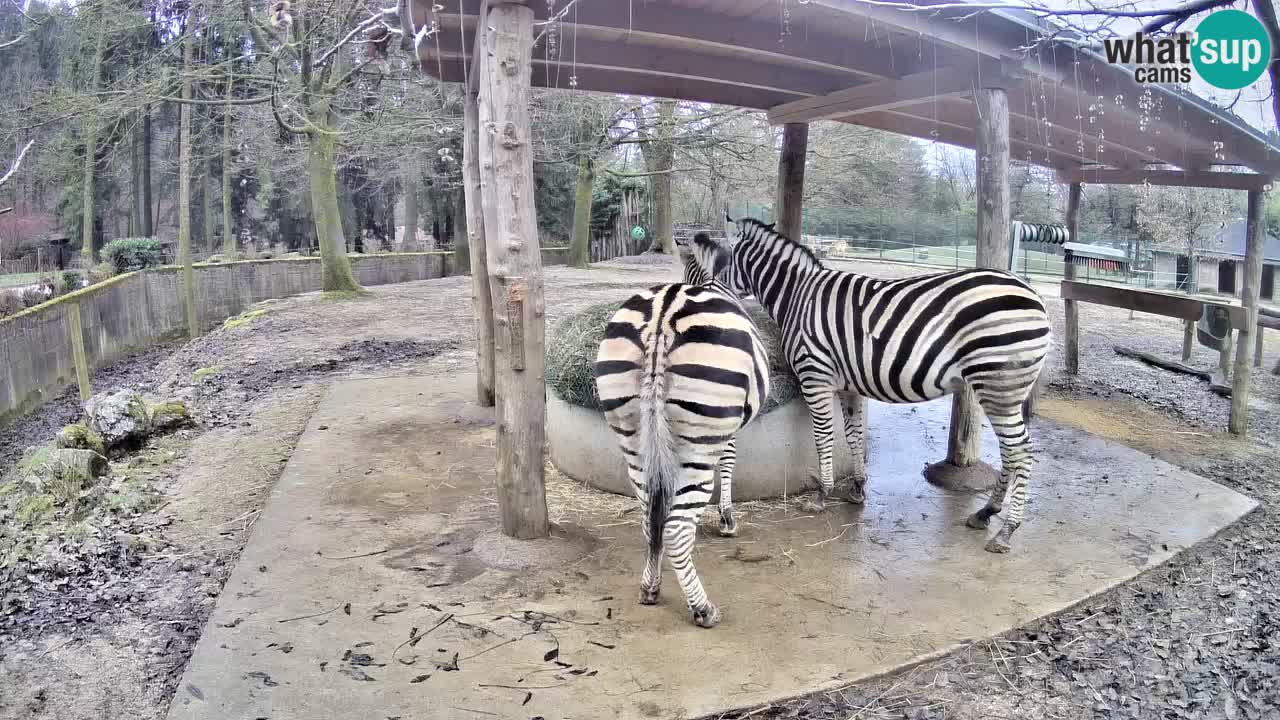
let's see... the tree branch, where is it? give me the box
[1251,0,1280,130]
[1141,0,1237,32]
[0,139,34,189]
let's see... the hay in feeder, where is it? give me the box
[545,298,800,414]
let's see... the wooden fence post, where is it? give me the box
[66,301,92,402]
[478,2,549,539]
[1063,183,1082,375]
[1229,188,1266,435]
[1182,318,1195,361]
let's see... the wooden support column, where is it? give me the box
[66,301,92,402]
[1256,327,1265,368]
[1229,188,1266,435]
[1182,319,1195,361]
[1063,183,1082,374]
[775,122,808,240]
[478,2,549,539]
[463,83,495,406]
[950,87,1010,465]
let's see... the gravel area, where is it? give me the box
[2,255,1277,720]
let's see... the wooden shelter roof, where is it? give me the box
[411,0,1280,187]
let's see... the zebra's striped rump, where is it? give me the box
[594,236,769,627]
[713,217,1050,553]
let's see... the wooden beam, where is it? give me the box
[775,123,808,240]
[852,109,1088,172]
[1060,281,1246,326]
[807,0,1013,59]
[465,0,489,94]
[478,2,549,539]
[463,85,495,406]
[767,65,977,125]
[947,87,1010,469]
[1230,188,1266,435]
[1057,167,1273,191]
[1063,184,1082,375]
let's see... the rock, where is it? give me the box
[149,400,193,432]
[55,422,107,456]
[85,390,151,449]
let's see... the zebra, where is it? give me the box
[706,216,1050,553]
[593,232,770,627]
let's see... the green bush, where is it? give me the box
[60,270,83,292]
[102,238,164,273]
[20,287,47,308]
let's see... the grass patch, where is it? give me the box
[223,308,270,330]
[545,299,799,414]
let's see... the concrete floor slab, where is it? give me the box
[168,374,1256,720]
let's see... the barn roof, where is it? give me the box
[409,0,1280,188]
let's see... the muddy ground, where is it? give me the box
[1,256,1278,719]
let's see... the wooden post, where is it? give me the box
[775,122,808,241]
[66,301,92,402]
[1219,329,1233,378]
[478,3,549,539]
[1063,183,1082,375]
[1229,188,1266,435]
[1256,327,1265,368]
[1182,319,1195,361]
[945,87,1009,469]
[463,84,495,407]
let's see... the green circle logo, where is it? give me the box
[1192,10,1271,90]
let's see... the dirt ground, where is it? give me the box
[1,256,1278,720]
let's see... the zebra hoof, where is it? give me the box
[966,511,991,530]
[984,524,1018,554]
[717,510,738,537]
[847,481,866,505]
[692,604,721,628]
[638,587,660,605]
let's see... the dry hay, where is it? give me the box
[544,299,799,413]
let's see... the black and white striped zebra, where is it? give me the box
[593,233,770,627]
[708,216,1050,553]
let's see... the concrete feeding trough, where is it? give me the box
[543,300,859,500]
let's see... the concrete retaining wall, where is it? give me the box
[1,250,570,425]
[546,391,859,501]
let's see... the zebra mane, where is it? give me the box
[737,217,824,270]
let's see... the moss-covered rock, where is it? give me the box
[149,400,193,432]
[223,308,269,330]
[193,364,224,381]
[85,389,151,449]
[545,299,799,415]
[56,422,107,456]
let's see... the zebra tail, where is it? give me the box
[639,332,678,556]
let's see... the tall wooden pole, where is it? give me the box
[1229,188,1266,435]
[478,3,549,539]
[1064,183,1082,373]
[463,83,495,406]
[943,87,1010,469]
[775,122,808,240]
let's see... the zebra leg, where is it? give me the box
[664,519,720,627]
[837,391,868,504]
[800,385,838,512]
[716,438,738,537]
[969,405,1034,554]
[638,495,664,605]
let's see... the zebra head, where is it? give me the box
[678,232,733,288]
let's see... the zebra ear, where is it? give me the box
[708,243,731,280]
[725,211,735,223]
[763,222,776,231]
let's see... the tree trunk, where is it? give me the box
[141,107,154,237]
[463,87,495,406]
[775,122,808,241]
[452,188,468,270]
[308,111,362,293]
[81,19,107,264]
[641,100,676,254]
[568,154,594,268]
[1230,189,1266,435]
[944,87,1009,470]
[130,115,142,236]
[403,163,419,250]
[178,19,198,339]
[478,3,549,539]
[222,76,235,257]
[203,157,216,255]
